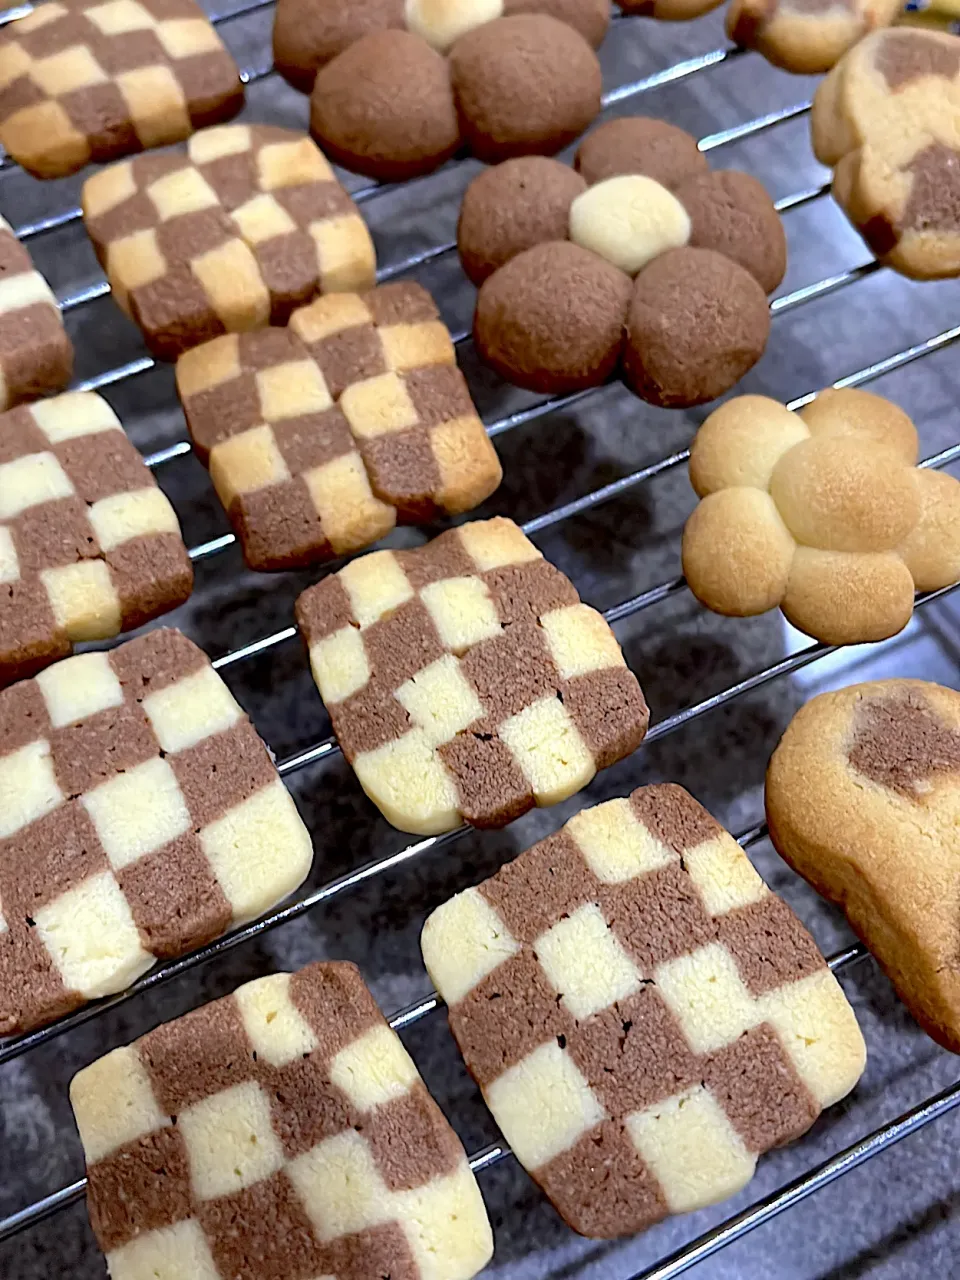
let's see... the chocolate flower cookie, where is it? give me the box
[682,388,960,644]
[812,28,960,278]
[727,0,899,74]
[463,117,786,408]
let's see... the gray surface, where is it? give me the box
[1,7,960,1278]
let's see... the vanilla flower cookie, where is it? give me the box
[296,517,649,834]
[422,783,865,1236]
[0,216,73,409]
[727,0,899,74]
[70,961,493,1279]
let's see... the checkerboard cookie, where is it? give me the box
[0,391,193,686]
[727,0,899,74]
[767,679,960,1051]
[176,282,502,571]
[70,960,493,1279]
[0,0,243,180]
[422,784,866,1237]
[812,29,960,278]
[0,628,313,1035]
[0,216,73,410]
[296,517,649,834]
[83,123,377,360]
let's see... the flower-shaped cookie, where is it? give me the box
[273,0,608,181]
[727,0,899,74]
[812,28,960,278]
[462,117,786,408]
[682,388,960,645]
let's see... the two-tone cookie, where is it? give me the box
[296,517,649,834]
[70,960,493,1279]
[0,216,73,409]
[176,282,502,571]
[422,783,866,1236]
[83,123,377,360]
[767,679,960,1052]
[727,0,899,74]
[0,628,313,1035]
[0,390,193,685]
[0,0,243,179]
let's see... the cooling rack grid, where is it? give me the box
[1,4,960,1278]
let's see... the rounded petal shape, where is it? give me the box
[569,174,691,275]
[504,0,610,46]
[725,0,895,75]
[449,15,601,163]
[474,241,631,393]
[457,156,586,285]
[274,0,405,91]
[406,0,504,50]
[781,548,915,644]
[689,395,810,497]
[575,116,708,189]
[799,387,919,463]
[899,468,960,592]
[310,30,460,181]
[683,487,795,616]
[624,247,770,408]
[770,435,919,553]
[674,169,787,294]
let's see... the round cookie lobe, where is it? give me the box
[273,0,405,92]
[458,156,586,285]
[310,29,460,180]
[683,487,796,616]
[800,387,919,461]
[473,240,632,393]
[575,116,709,188]
[690,395,810,496]
[503,0,610,46]
[569,174,692,275]
[781,547,916,644]
[674,169,787,294]
[406,0,504,50]
[449,14,602,163]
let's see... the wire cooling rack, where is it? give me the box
[2,4,960,1278]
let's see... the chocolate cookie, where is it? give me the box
[0,216,73,409]
[422,783,865,1236]
[295,517,649,834]
[70,960,493,1278]
[0,391,193,686]
[83,123,376,360]
[176,282,502,571]
[0,628,313,1035]
[727,0,900,74]
[0,0,243,179]
[467,115,785,407]
[767,679,960,1051]
[682,388,960,643]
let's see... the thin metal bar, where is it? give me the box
[698,101,810,152]
[188,532,236,562]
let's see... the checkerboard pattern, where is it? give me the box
[0,0,243,179]
[176,282,503,570]
[83,123,377,360]
[70,961,493,1280]
[422,784,867,1237]
[0,390,193,687]
[0,628,313,1035]
[0,215,73,409]
[295,517,650,834]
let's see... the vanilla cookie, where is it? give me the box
[682,388,960,644]
[176,282,502,570]
[83,123,376,360]
[0,0,243,180]
[422,784,865,1236]
[295,517,649,834]
[767,679,960,1051]
[0,216,73,409]
[727,0,899,73]
[70,960,493,1278]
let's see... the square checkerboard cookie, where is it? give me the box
[422,783,867,1238]
[0,216,73,409]
[0,390,192,687]
[176,282,503,570]
[70,960,493,1279]
[0,627,313,1035]
[296,517,650,834]
[0,0,243,179]
[83,123,377,360]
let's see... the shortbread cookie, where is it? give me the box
[727,0,899,73]
[83,124,377,360]
[682,388,960,644]
[0,629,313,1035]
[295,517,649,834]
[70,960,493,1278]
[176,283,502,571]
[618,0,722,21]
[0,391,193,686]
[467,116,784,406]
[422,784,866,1236]
[767,679,960,1051]
[0,216,73,409]
[811,29,960,278]
[0,0,243,180]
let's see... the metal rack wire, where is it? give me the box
[1,2,959,1277]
